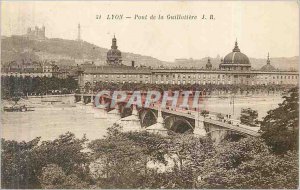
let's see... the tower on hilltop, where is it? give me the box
[77,23,82,42]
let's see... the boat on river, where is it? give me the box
[3,105,34,112]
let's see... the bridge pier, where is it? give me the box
[85,95,94,114]
[194,113,207,136]
[146,107,168,136]
[107,106,121,125]
[76,94,85,110]
[93,98,108,119]
[116,105,141,132]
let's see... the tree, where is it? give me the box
[196,137,298,189]
[39,164,88,189]
[260,87,299,154]
[1,132,91,189]
[1,137,41,188]
[240,108,258,126]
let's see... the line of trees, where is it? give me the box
[1,76,78,99]
[1,87,298,189]
[87,81,295,95]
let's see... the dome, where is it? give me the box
[223,41,250,65]
[107,35,122,65]
[261,64,276,71]
[107,49,122,59]
[219,41,251,71]
[261,53,276,71]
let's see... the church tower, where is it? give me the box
[107,35,122,65]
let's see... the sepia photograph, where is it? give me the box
[0,1,299,189]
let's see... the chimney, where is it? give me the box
[132,61,135,67]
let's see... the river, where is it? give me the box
[1,95,283,142]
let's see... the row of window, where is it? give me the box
[86,77,298,85]
[93,80,149,84]
[153,74,298,80]
[91,74,150,78]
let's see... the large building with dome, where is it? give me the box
[78,37,298,89]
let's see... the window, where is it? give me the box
[123,75,126,78]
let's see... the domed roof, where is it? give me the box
[261,64,276,71]
[261,53,276,71]
[223,41,250,65]
[107,48,121,57]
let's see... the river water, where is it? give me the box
[1,95,283,142]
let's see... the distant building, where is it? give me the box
[26,26,46,41]
[1,59,62,78]
[78,39,299,89]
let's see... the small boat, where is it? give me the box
[3,105,32,112]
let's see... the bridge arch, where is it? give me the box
[139,109,157,128]
[206,129,247,143]
[165,116,194,133]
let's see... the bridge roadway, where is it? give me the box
[151,106,260,137]
[75,93,260,137]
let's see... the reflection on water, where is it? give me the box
[1,96,283,142]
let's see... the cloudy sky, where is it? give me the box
[1,1,299,61]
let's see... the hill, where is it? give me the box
[1,36,298,71]
[1,36,170,67]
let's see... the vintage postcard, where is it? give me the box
[1,1,299,189]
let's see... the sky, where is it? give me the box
[1,1,299,62]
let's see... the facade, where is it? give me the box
[2,60,60,78]
[78,38,299,89]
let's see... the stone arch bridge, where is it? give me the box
[75,93,260,143]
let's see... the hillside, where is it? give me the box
[1,36,298,71]
[1,36,170,67]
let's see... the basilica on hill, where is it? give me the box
[78,36,299,89]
